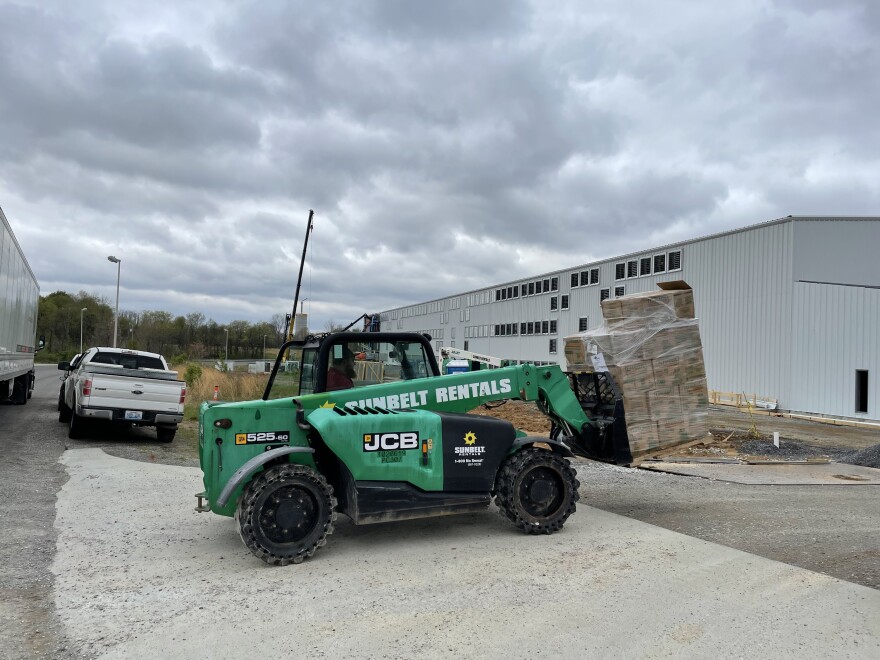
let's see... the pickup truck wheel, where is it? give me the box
[58,393,72,423]
[236,464,337,566]
[494,447,580,535]
[156,427,176,443]
[68,409,85,439]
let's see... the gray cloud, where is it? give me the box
[2,0,877,331]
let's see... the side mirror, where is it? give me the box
[58,361,70,371]
[36,335,46,352]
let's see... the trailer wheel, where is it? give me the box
[236,464,337,566]
[495,447,580,535]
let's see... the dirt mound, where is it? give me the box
[470,400,550,435]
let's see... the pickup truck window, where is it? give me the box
[91,352,165,370]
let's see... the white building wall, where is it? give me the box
[793,218,880,287]
[677,221,795,406]
[790,282,880,419]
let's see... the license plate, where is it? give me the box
[124,410,143,420]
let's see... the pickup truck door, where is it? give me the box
[64,350,90,409]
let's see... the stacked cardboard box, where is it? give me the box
[564,281,709,461]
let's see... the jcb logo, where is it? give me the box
[363,432,419,452]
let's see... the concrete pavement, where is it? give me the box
[54,449,880,659]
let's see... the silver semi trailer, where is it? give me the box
[1,206,41,404]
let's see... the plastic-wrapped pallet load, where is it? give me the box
[563,281,709,462]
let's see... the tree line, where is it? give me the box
[37,291,299,363]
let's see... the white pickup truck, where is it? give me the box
[57,347,186,442]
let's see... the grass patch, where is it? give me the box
[174,363,269,418]
[176,420,200,458]
[172,364,301,459]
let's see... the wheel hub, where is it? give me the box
[520,466,564,517]
[259,486,317,543]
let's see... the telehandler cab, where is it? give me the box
[197,331,623,565]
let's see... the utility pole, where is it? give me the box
[107,256,121,347]
[80,308,87,354]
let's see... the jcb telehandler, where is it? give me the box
[196,331,626,565]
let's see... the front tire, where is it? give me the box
[494,448,580,535]
[236,464,337,566]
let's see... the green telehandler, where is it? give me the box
[196,331,626,565]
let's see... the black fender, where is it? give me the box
[216,446,316,507]
[510,436,574,458]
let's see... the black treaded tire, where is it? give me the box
[156,426,176,443]
[58,389,72,422]
[68,408,84,439]
[494,447,580,535]
[236,464,337,566]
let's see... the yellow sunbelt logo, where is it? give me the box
[455,430,485,456]
[363,432,419,452]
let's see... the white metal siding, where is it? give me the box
[679,221,795,406]
[793,219,880,287]
[790,282,880,420]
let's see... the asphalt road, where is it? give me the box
[1,365,879,659]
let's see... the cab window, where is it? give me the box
[329,340,433,390]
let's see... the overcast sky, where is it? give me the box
[2,0,878,330]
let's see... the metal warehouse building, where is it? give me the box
[380,217,880,422]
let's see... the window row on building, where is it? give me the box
[464,325,490,339]
[466,291,492,307]
[570,268,600,288]
[614,249,682,281]
[495,276,560,302]
[493,320,558,336]
[386,249,683,321]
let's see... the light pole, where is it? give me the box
[224,329,229,364]
[107,256,121,347]
[263,334,267,358]
[79,308,87,354]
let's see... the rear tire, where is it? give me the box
[59,393,72,423]
[68,408,85,439]
[156,426,176,443]
[236,464,337,566]
[494,447,580,535]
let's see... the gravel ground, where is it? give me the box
[736,438,880,468]
[578,459,880,588]
[843,444,880,468]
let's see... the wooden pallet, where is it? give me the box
[709,390,777,410]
